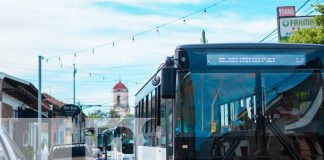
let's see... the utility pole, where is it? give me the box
[38,55,43,160]
[78,101,82,143]
[73,64,78,143]
[201,29,207,44]
[48,105,53,148]
[73,64,76,105]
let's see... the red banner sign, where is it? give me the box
[277,6,295,17]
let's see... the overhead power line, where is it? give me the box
[306,10,316,16]
[259,29,277,42]
[39,0,231,87]
[47,0,229,60]
[301,0,320,15]
[295,0,312,13]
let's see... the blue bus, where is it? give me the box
[135,43,324,159]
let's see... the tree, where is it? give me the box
[108,110,120,118]
[125,113,134,118]
[88,110,108,118]
[283,4,324,44]
[87,110,110,128]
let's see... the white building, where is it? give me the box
[0,72,51,159]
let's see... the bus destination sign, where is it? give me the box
[207,53,305,66]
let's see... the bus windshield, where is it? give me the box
[177,69,323,155]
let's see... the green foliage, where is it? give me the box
[125,113,134,118]
[88,110,108,118]
[313,4,324,28]
[286,28,324,44]
[283,4,324,44]
[87,109,122,118]
[108,110,120,118]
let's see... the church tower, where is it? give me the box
[112,80,129,117]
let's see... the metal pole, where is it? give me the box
[73,64,76,105]
[49,105,53,148]
[38,55,43,160]
[202,29,207,44]
[73,64,77,143]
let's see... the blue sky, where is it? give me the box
[0,0,322,114]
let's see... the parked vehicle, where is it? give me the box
[0,127,26,160]
[48,143,93,160]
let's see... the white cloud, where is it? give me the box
[0,0,278,109]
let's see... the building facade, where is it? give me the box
[0,71,87,159]
[0,72,51,159]
[112,81,130,117]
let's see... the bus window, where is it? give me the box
[188,72,255,149]
[229,100,243,131]
[264,71,322,123]
[230,102,234,128]
[144,97,148,133]
[141,99,144,118]
[148,94,152,134]
[157,86,161,127]
[220,105,224,127]
[246,97,252,119]
[220,104,226,131]
[160,99,166,146]
[152,90,156,133]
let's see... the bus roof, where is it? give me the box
[176,43,324,50]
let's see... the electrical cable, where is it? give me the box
[47,0,229,60]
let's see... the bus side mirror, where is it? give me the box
[161,57,176,99]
